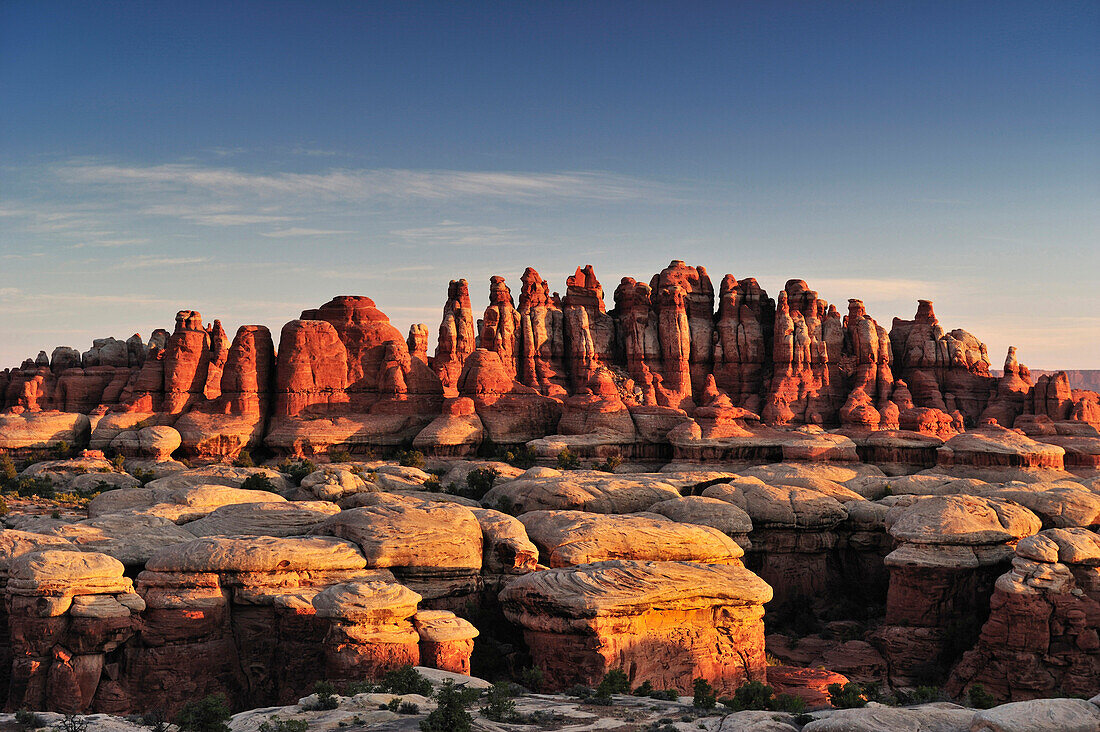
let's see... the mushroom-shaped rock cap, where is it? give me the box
[1016,528,1100,565]
[646,496,753,536]
[979,484,1100,529]
[42,514,196,567]
[146,535,366,573]
[184,501,341,537]
[311,495,482,570]
[467,507,539,574]
[500,559,773,618]
[8,549,131,596]
[519,510,743,567]
[312,580,421,620]
[413,609,480,642]
[886,495,1041,545]
[703,480,848,529]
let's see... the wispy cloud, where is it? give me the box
[391,221,526,247]
[57,161,659,202]
[259,227,353,238]
[113,256,210,270]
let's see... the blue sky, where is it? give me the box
[2,2,1097,368]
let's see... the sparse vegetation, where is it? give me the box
[278,458,316,485]
[827,681,868,709]
[258,718,308,732]
[175,693,232,732]
[395,449,425,468]
[458,467,498,499]
[111,454,126,472]
[719,680,804,713]
[556,447,580,470]
[502,445,537,469]
[239,473,275,492]
[52,441,72,460]
[16,709,45,731]
[480,683,520,722]
[520,665,544,692]
[692,678,717,710]
[328,448,352,463]
[968,683,996,709]
[419,679,475,732]
[594,454,622,472]
[307,680,339,710]
[379,665,433,696]
[233,452,255,467]
[131,467,157,485]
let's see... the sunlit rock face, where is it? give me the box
[3,262,1097,466]
[499,559,772,694]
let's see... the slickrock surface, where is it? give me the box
[481,467,682,513]
[518,509,744,566]
[500,559,772,694]
[183,500,341,537]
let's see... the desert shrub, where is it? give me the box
[380,665,433,696]
[328,448,352,463]
[827,682,867,709]
[384,697,402,712]
[692,677,717,710]
[774,693,807,714]
[721,680,775,711]
[520,665,544,692]
[395,449,425,468]
[765,652,782,666]
[16,476,54,499]
[52,441,71,460]
[131,468,157,485]
[16,709,46,730]
[0,454,18,485]
[239,474,275,492]
[459,467,498,499]
[556,447,580,470]
[0,496,8,516]
[594,454,622,473]
[968,683,996,709]
[399,702,419,714]
[422,477,442,492]
[308,680,339,710]
[111,454,126,472]
[503,445,538,469]
[339,680,379,695]
[651,689,680,701]
[419,680,474,732]
[480,683,519,722]
[564,684,594,699]
[175,693,232,732]
[597,669,630,696]
[140,709,170,732]
[909,685,946,704]
[278,458,315,486]
[258,718,308,732]
[233,452,254,468]
[633,680,654,697]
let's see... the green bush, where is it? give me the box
[968,683,996,709]
[15,476,54,499]
[460,467,499,499]
[111,454,126,472]
[131,468,157,486]
[773,693,807,714]
[328,448,352,463]
[692,678,717,710]
[395,450,425,468]
[827,682,867,709]
[380,665,433,696]
[721,680,775,711]
[0,495,8,517]
[175,693,232,732]
[651,689,680,701]
[520,665,544,692]
[556,447,580,470]
[398,702,419,715]
[632,680,654,697]
[239,474,275,492]
[594,454,622,473]
[480,683,519,722]
[233,452,254,468]
[597,669,630,696]
[384,697,402,713]
[53,441,71,460]
[258,718,308,732]
[0,454,18,485]
[503,445,537,469]
[419,680,474,732]
[278,458,316,485]
[422,477,442,492]
[308,680,339,710]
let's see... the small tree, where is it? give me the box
[480,683,519,722]
[556,447,580,470]
[968,683,996,709]
[380,665,433,696]
[396,449,425,468]
[692,677,717,710]
[233,452,255,468]
[461,467,499,499]
[420,680,474,732]
[175,693,232,732]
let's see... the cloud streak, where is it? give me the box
[56,162,660,203]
